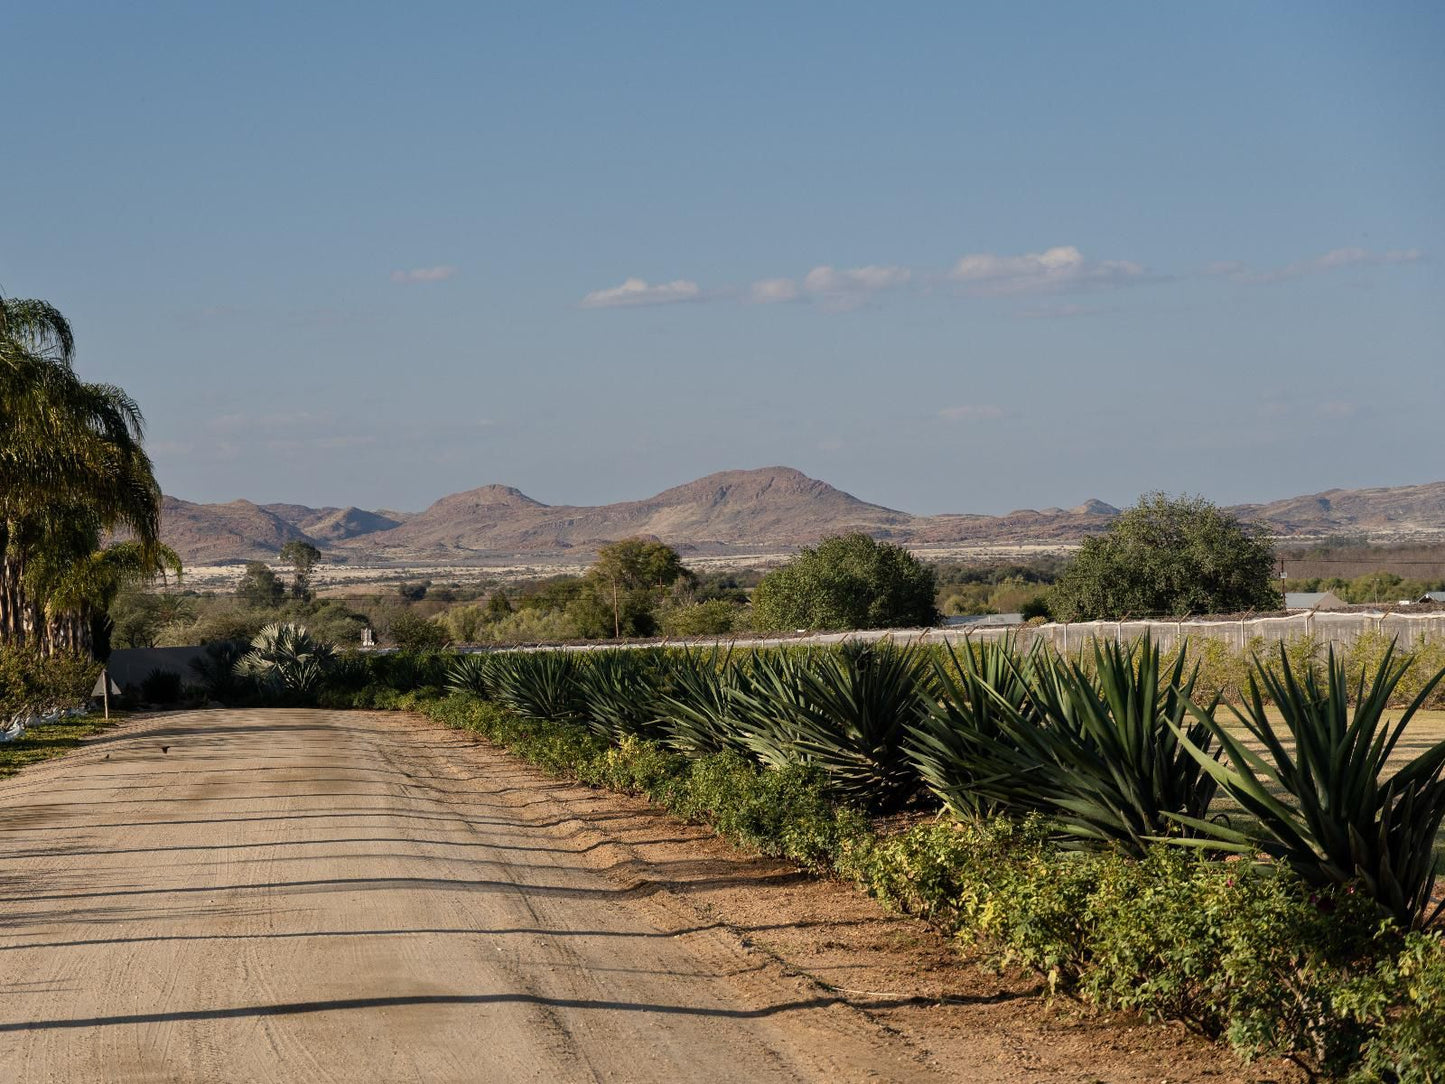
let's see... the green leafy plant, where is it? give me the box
[657,647,751,756]
[235,622,336,699]
[733,642,927,813]
[909,636,1044,818]
[445,653,494,698]
[1012,637,1222,854]
[488,649,585,723]
[1173,641,1445,929]
[574,648,670,742]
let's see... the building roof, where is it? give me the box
[1418,591,1445,604]
[1284,590,1348,610]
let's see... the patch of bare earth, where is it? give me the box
[395,711,1305,1083]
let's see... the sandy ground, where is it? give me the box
[0,710,1297,1083]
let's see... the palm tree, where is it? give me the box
[0,294,171,653]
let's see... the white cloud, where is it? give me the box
[939,404,1005,422]
[1210,247,1423,284]
[749,277,800,304]
[391,265,458,283]
[580,277,702,308]
[796,264,911,311]
[948,245,1144,296]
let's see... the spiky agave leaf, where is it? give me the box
[1006,636,1221,854]
[446,652,494,698]
[1172,641,1445,929]
[733,642,929,813]
[488,649,585,723]
[656,647,751,756]
[575,648,671,742]
[908,635,1047,818]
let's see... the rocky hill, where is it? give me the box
[156,468,1445,564]
[1231,480,1445,537]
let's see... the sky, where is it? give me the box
[3,2,1441,516]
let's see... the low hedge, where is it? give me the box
[396,692,1441,1082]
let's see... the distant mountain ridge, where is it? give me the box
[157,468,1445,564]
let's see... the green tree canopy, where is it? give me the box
[750,533,938,631]
[569,537,693,638]
[235,562,285,608]
[279,540,322,600]
[1,293,171,654]
[1050,493,1282,621]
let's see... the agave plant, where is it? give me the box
[235,623,336,698]
[446,652,494,698]
[488,649,585,723]
[1172,641,1445,929]
[575,648,671,742]
[733,642,929,812]
[657,647,751,756]
[1010,636,1222,854]
[374,649,451,692]
[913,636,1221,854]
[908,636,1046,818]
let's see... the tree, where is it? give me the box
[750,533,938,631]
[387,610,448,650]
[1,294,170,654]
[235,562,285,608]
[1050,492,1282,621]
[571,538,692,639]
[278,540,321,600]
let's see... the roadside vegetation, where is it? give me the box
[187,625,1445,1080]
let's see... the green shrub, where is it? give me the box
[0,647,100,720]
[140,667,184,704]
[661,599,743,637]
[751,532,938,631]
[387,611,448,651]
[1339,931,1445,1083]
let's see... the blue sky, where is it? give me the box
[3,2,1441,515]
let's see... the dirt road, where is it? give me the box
[0,709,946,1082]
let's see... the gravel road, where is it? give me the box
[0,710,939,1082]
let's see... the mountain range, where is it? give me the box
[158,467,1445,565]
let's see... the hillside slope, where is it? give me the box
[157,470,1445,564]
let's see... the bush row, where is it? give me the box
[405,692,1443,1081]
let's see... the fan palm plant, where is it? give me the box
[236,623,337,698]
[1172,642,1445,929]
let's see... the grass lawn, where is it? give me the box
[0,714,117,778]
